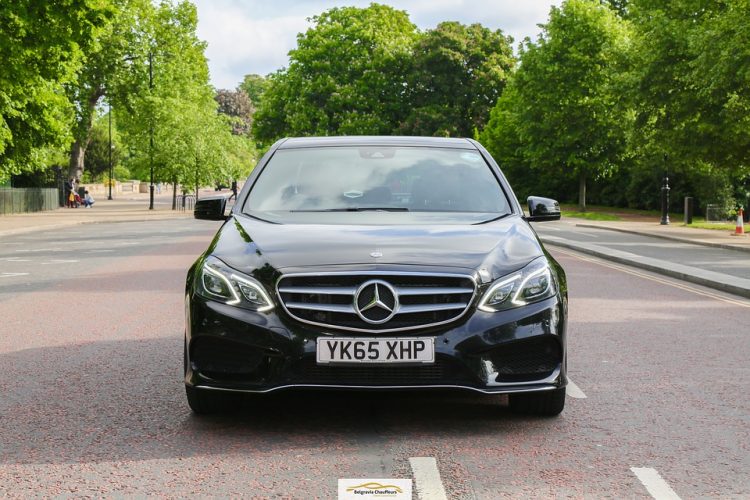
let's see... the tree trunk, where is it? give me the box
[578,172,587,212]
[68,141,86,182]
[172,179,177,210]
[67,87,105,181]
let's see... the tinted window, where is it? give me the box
[244,147,509,217]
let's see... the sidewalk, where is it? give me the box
[0,190,222,237]
[572,219,750,253]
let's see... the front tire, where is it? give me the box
[508,387,565,416]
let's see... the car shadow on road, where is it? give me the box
[0,336,560,466]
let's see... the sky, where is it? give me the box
[193,0,562,90]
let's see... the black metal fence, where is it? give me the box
[179,194,196,212]
[0,188,59,215]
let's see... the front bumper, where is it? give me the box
[185,292,567,395]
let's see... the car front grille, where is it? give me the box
[276,272,476,333]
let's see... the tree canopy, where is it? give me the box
[253,5,517,147]
[253,4,418,145]
[1,0,253,196]
[401,22,514,137]
[482,0,630,210]
[0,0,112,176]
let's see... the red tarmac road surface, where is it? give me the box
[0,220,748,498]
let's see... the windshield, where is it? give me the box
[243,146,511,222]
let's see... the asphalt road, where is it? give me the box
[1,219,748,498]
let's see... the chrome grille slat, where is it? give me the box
[276,271,477,333]
[285,302,355,313]
[278,286,357,295]
[398,303,468,314]
[394,286,474,296]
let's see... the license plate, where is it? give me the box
[316,337,435,364]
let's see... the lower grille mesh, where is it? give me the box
[289,357,475,385]
[487,336,561,382]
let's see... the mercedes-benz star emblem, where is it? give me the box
[354,280,399,324]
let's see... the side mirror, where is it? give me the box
[526,196,561,222]
[194,196,228,220]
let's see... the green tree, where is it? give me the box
[624,0,750,212]
[0,1,113,179]
[83,111,122,182]
[66,0,152,181]
[686,0,750,170]
[483,0,631,210]
[118,1,252,204]
[215,89,255,136]
[238,73,268,108]
[626,1,709,173]
[253,3,418,145]
[401,22,515,137]
[601,0,629,17]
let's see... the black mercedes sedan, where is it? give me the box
[185,136,567,416]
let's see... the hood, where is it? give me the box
[208,214,544,282]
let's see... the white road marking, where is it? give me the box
[86,249,115,253]
[0,272,29,278]
[631,467,682,500]
[409,457,448,500]
[566,378,587,399]
[41,259,79,264]
[552,247,750,308]
[0,257,30,262]
[14,248,61,253]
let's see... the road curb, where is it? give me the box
[575,223,750,254]
[542,237,750,299]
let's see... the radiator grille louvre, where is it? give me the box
[277,272,476,333]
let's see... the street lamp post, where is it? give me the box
[108,103,113,200]
[148,50,155,211]
[660,154,670,225]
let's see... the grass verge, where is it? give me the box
[684,222,737,231]
[562,211,621,221]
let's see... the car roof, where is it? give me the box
[277,136,476,150]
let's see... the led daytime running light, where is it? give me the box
[510,266,551,306]
[230,273,274,312]
[202,264,241,305]
[478,258,554,312]
[199,257,274,311]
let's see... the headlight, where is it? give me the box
[478,257,555,312]
[197,256,273,311]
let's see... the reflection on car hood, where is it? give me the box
[209,214,545,282]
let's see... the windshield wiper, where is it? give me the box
[473,213,512,224]
[291,207,409,212]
